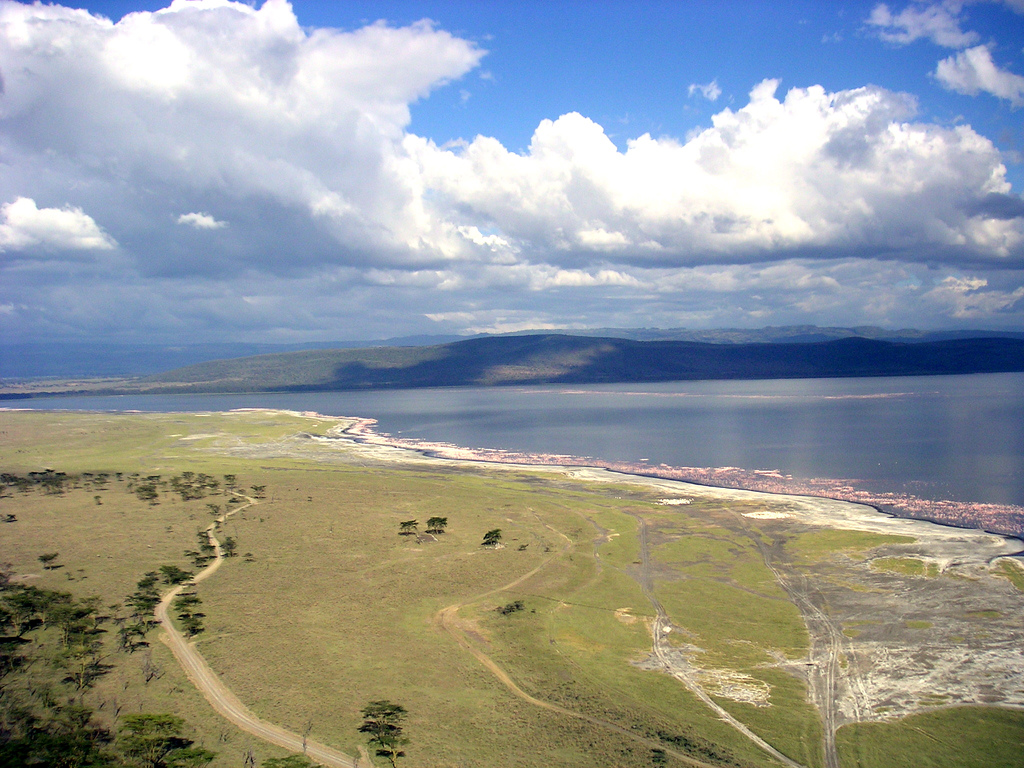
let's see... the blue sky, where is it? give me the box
[1,0,1023,343]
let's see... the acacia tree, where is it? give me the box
[425,517,448,534]
[398,520,418,536]
[38,552,60,570]
[358,700,408,768]
[158,565,194,585]
[481,529,502,547]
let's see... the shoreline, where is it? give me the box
[7,403,1024,545]
[337,415,1024,545]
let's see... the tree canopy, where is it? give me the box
[358,700,408,768]
[482,528,502,547]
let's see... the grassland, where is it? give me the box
[1,409,1022,768]
[836,707,1024,768]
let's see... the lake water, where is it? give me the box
[17,372,1024,509]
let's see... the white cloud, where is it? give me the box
[178,212,228,229]
[924,275,1024,317]
[687,79,721,101]
[0,197,116,251]
[413,80,1023,266]
[867,2,979,48]
[935,45,1024,106]
[1,1,1022,343]
[424,309,564,335]
[0,0,484,271]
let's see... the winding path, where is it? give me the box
[155,494,358,768]
[435,521,723,768]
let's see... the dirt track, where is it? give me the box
[155,494,358,768]
[634,518,808,768]
[434,523,724,768]
[205,415,1024,765]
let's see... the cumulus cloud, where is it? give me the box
[924,275,1024,317]
[688,79,722,101]
[935,45,1024,106]
[0,197,116,251]
[0,0,484,272]
[867,2,979,47]
[1,0,1022,342]
[413,80,1023,266]
[178,212,228,229]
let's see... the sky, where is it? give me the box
[1,0,1024,344]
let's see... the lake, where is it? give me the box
[17,372,1024,513]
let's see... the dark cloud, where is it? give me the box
[964,193,1024,221]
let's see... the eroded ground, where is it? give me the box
[570,469,1024,767]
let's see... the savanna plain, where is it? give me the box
[1,408,1022,768]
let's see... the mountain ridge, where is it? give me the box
[5,325,1024,379]
[54,333,1024,395]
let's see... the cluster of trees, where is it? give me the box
[184,530,217,568]
[168,472,220,502]
[122,471,248,506]
[397,516,448,537]
[0,467,261,765]
[396,520,506,548]
[260,756,322,768]
[159,565,195,585]
[1,469,73,495]
[172,592,205,638]
[119,563,201,652]
[0,467,254,514]
[495,599,525,615]
[482,528,502,547]
[117,714,215,768]
[1,470,122,497]
[0,565,216,767]
[131,476,163,504]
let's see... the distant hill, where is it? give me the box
[5,326,1024,379]
[54,334,1024,395]
[531,325,1024,345]
[0,335,464,379]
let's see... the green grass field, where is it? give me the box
[1,409,1021,768]
[836,707,1024,768]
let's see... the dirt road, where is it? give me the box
[156,496,358,768]
[634,518,807,768]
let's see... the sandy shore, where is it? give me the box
[337,415,1024,542]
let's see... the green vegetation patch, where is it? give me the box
[787,529,916,564]
[992,559,1024,592]
[965,609,1002,619]
[837,706,1024,768]
[905,620,933,630]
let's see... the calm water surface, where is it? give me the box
[20,372,1024,507]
